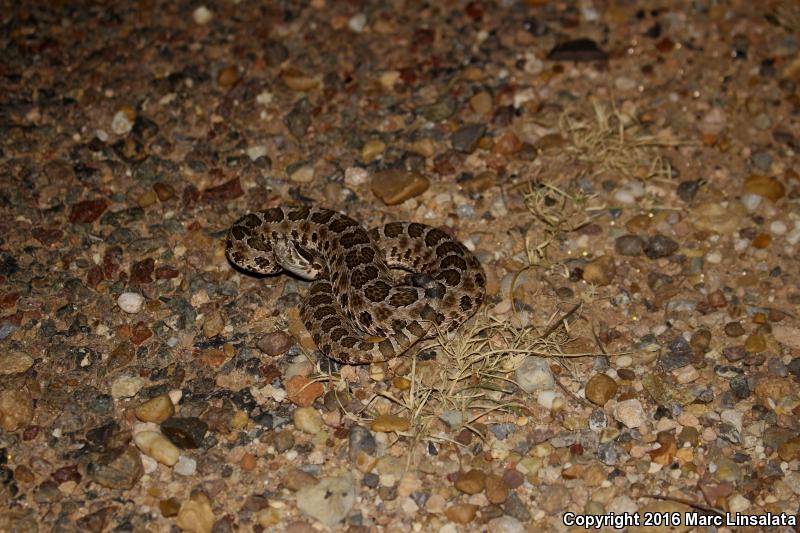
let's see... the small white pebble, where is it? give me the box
[117,292,144,313]
[740,193,762,212]
[769,220,787,235]
[616,355,633,368]
[344,166,369,187]
[786,228,800,245]
[536,390,557,410]
[246,145,268,161]
[348,12,367,33]
[705,250,722,264]
[141,454,159,474]
[174,455,197,476]
[192,5,213,25]
[110,111,133,136]
[613,189,636,204]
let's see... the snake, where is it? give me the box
[225,206,485,364]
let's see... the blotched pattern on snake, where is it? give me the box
[226,206,485,364]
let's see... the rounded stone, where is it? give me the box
[293,406,323,434]
[585,374,618,406]
[134,431,180,466]
[117,292,144,313]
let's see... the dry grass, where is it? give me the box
[558,98,676,182]
[308,301,600,455]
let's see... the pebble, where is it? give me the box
[744,174,785,201]
[769,220,787,234]
[724,321,745,337]
[176,492,215,533]
[515,356,554,392]
[293,407,323,434]
[86,446,143,489]
[256,331,295,356]
[778,437,800,461]
[612,399,646,428]
[536,390,559,410]
[160,417,208,449]
[344,167,369,187]
[289,165,315,183]
[454,469,486,494]
[348,12,366,33]
[0,351,33,375]
[361,139,385,161]
[0,389,34,431]
[174,455,197,476]
[285,375,324,406]
[283,468,318,491]
[582,255,616,285]
[370,414,410,433]
[643,234,679,259]
[588,408,608,430]
[484,474,508,504]
[614,234,644,256]
[444,503,478,524]
[547,38,608,62]
[192,6,213,25]
[111,376,145,399]
[134,394,174,423]
[134,431,180,466]
[69,199,107,224]
[469,91,493,114]
[371,169,430,205]
[117,292,144,313]
[296,475,356,527]
[744,333,766,352]
[740,193,762,212]
[111,109,134,135]
[585,374,618,405]
[451,124,486,153]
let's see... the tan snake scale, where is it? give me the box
[226,206,485,364]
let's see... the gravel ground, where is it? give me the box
[2,1,800,532]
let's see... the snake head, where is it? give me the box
[273,239,324,280]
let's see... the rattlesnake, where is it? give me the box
[226,206,485,364]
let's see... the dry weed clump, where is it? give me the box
[558,98,676,182]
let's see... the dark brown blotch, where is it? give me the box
[407,223,425,238]
[321,316,340,332]
[459,295,473,312]
[424,228,448,247]
[311,209,336,224]
[246,236,272,252]
[329,328,348,341]
[308,293,333,307]
[364,281,391,302]
[388,288,418,307]
[287,207,310,221]
[329,217,358,233]
[241,213,262,228]
[436,241,462,257]
[379,339,395,358]
[338,229,370,248]
[437,268,462,286]
[341,336,359,348]
[383,222,404,238]
[359,311,373,328]
[345,249,363,269]
[230,226,248,240]
[261,207,285,223]
[313,306,336,321]
[440,255,467,271]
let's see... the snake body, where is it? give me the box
[226,206,485,364]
